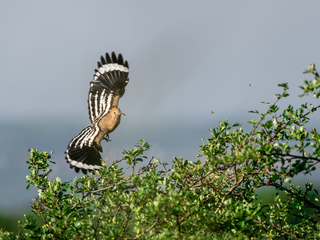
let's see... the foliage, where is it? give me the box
[1,65,320,239]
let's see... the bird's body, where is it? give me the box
[94,106,123,151]
[65,52,129,174]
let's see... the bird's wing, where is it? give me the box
[87,52,129,124]
[65,125,102,174]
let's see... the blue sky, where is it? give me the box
[1,1,320,211]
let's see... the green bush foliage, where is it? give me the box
[1,65,320,239]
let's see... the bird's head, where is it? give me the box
[110,106,125,117]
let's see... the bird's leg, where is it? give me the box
[103,133,111,142]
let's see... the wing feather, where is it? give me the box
[65,125,102,174]
[88,52,129,124]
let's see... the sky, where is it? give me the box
[1,1,320,212]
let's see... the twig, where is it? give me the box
[214,177,244,214]
[89,170,148,194]
[252,219,303,239]
[133,218,160,239]
[93,208,103,239]
[240,88,289,149]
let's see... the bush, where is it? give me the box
[1,65,320,239]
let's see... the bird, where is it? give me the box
[65,52,129,174]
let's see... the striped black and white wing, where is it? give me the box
[65,125,102,174]
[88,52,129,124]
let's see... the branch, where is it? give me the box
[89,170,148,194]
[273,153,320,162]
[240,88,289,149]
[133,218,160,239]
[269,104,320,143]
[214,177,244,214]
[252,220,303,239]
[93,208,103,238]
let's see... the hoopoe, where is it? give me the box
[65,52,129,174]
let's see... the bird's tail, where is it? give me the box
[65,125,102,174]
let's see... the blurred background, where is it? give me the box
[1,1,320,231]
